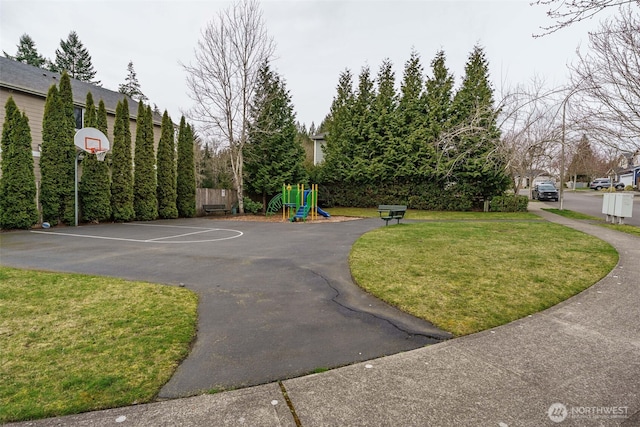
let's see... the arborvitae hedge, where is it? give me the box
[157,111,178,219]
[133,102,158,220]
[40,85,64,225]
[111,99,135,221]
[57,72,77,225]
[79,92,112,222]
[0,97,39,229]
[176,117,196,218]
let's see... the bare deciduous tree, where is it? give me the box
[183,0,274,213]
[497,78,563,195]
[532,0,637,35]
[568,5,640,153]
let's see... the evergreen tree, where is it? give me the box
[396,50,428,183]
[52,31,100,84]
[0,97,39,229]
[348,66,376,185]
[57,72,77,225]
[321,69,356,184]
[111,99,135,221]
[449,45,510,205]
[39,74,76,226]
[156,111,178,219]
[133,102,158,220]
[370,59,398,184]
[40,85,64,225]
[119,61,148,102]
[79,93,111,222]
[176,116,196,217]
[245,62,307,206]
[3,34,47,68]
[425,50,454,146]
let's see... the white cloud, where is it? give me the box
[1,0,609,131]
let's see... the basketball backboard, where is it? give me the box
[74,127,110,154]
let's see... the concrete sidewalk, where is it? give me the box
[7,206,639,426]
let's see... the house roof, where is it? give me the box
[0,56,161,123]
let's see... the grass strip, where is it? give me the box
[0,267,198,423]
[542,208,602,221]
[327,207,540,220]
[543,208,640,237]
[350,221,617,337]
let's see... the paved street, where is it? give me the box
[527,189,639,226]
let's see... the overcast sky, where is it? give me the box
[1,0,609,131]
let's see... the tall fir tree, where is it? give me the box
[370,59,398,184]
[119,61,148,102]
[133,102,158,220]
[79,93,111,222]
[396,50,428,183]
[52,31,100,84]
[425,50,454,146]
[450,45,510,205]
[111,99,135,221]
[3,34,47,68]
[245,62,307,206]
[348,66,376,185]
[176,116,196,217]
[156,111,178,219]
[0,97,39,229]
[321,69,356,185]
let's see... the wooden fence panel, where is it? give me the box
[196,188,238,216]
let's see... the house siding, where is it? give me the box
[1,86,162,185]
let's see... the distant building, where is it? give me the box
[310,132,327,165]
[0,56,162,184]
[613,150,640,188]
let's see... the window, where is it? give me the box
[74,106,83,130]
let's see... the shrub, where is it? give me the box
[243,198,263,214]
[489,194,529,212]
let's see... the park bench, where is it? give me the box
[378,205,407,225]
[202,204,230,216]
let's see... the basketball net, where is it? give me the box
[90,148,107,162]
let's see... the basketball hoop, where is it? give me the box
[94,150,107,162]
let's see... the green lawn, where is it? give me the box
[543,208,640,237]
[327,207,540,220]
[350,220,617,336]
[0,267,198,423]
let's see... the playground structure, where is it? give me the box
[266,184,330,221]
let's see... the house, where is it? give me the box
[514,170,555,189]
[0,56,162,185]
[310,132,327,165]
[613,150,640,188]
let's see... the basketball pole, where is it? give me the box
[74,150,82,226]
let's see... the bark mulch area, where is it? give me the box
[203,214,362,223]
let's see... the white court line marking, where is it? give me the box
[147,229,222,242]
[30,225,243,243]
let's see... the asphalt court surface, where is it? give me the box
[0,217,450,398]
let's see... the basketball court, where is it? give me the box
[0,217,449,399]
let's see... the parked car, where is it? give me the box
[533,183,559,201]
[589,178,625,190]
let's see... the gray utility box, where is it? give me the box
[602,193,634,224]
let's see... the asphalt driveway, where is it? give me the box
[0,217,450,398]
